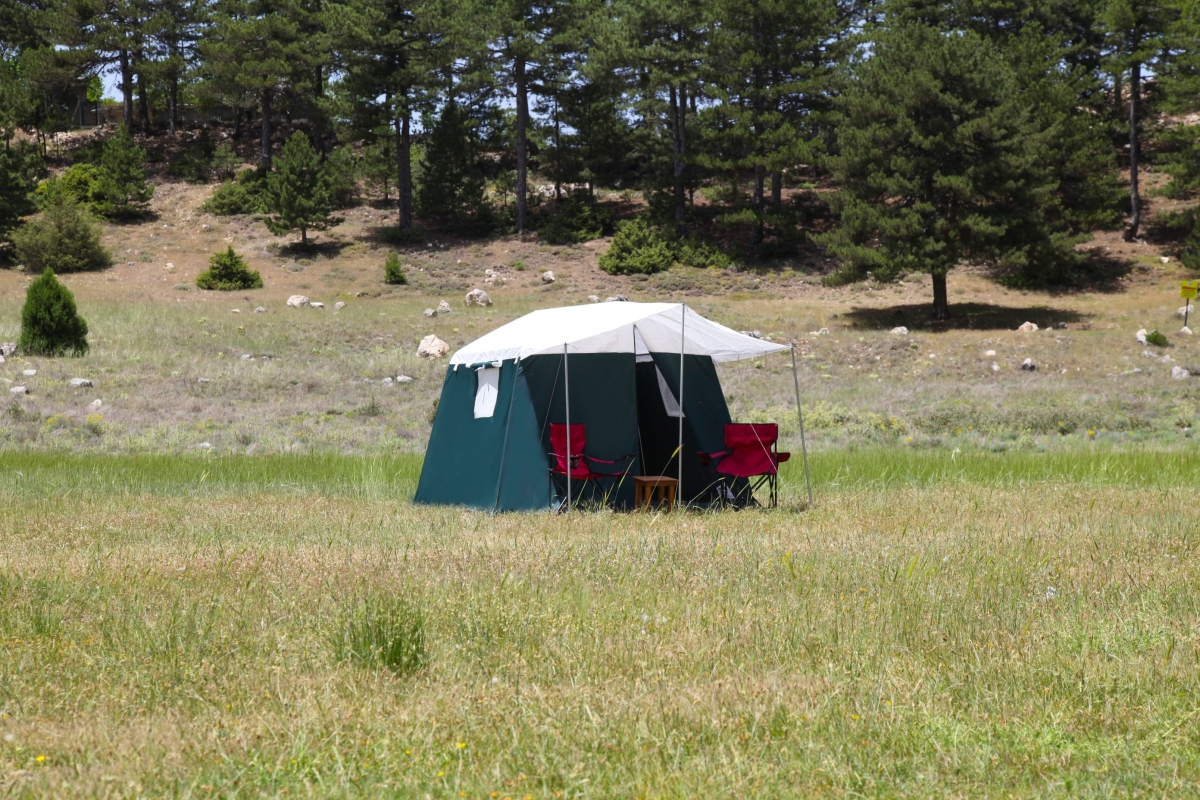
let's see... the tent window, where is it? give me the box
[474,367,500,418]
[655,365,684,418]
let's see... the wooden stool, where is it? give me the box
[634,476,678,511]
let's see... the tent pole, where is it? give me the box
[678,303,685,507]
[791,346,813,508]
[564,343,571,513]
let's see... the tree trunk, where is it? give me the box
[772,171,782,206]
[752,163,765,251]
[553,95,561,203]
[396,100,412,229]
[135,50,151,134]
[168,72,177,135]
[514,56,528,234]
[233,107,242,141]
[119,49,133,128]
[1124,61,1141,242]
[669,83,686,237]
[932,272,949,320]
[260,89,272,169]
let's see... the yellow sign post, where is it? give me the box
[1182,281,1199,328]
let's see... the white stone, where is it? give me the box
[423,308,437,317]
[0,343,15,357]
[484,269,495,277]
[991,363,1000,372]
[438,300,452,313]
[810,327,830,336]
[230,308,240,314]
[22,369,36,377]
[89,399,102,411]
[254,306,267,313]
[1017,321,1038,333]
[165,262,175,270]
[1160,355,1175,364]
[286,295,310,307]
[1020,358,1036,371]
[1161,257,1171,264]
[310,301,325,309]
[1177,305,1194,319]
[1182,327,1193,335]
[240,353,252,360]
[605,295,628,302]
[334,301,345,311]
[380,377,393,386]
[198,442,212,450]
[397,375,414,384]
[69,378,92,388]
[417,334,450,358]
[10,385,27,395]
[1143,350,1158,358]
[541,270,556,284]
[985,350,996,357]
[1172,366,1190,380]
[587,295,599,303]
[1136,328,1148,344]
[890,326,908,335]
[464,289,492,307]
[740,330,763,339]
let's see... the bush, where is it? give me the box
[332,594,427,675]
[538,200,613,244]
[34,163,103,210]
[1145,329,1169,347]
[383,251,408,285]
[675,236,732,269]
[598,218,676,275]
[12,196,112,273]
[18,268,89,356]
[195,246,263,290]
[168,138,216,183]
[201,168,269,216]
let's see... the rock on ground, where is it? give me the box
[22,369,36,377]
[89,399,102,410]
[1182,327,1193,335]
[1020,358,1036,371]
[890,326,908,335]
[1172,366,1191,380]
[1017,321,1038,333]
[740,330,764,339]
[587,295,599,303]
[605,295,628,302]
[423,308,437,317]
[541,270,556,284]
[465,289,492,307]
[69,378,93,388]
[10,385,27,395]
[0,343,16,357]
[254,306,267,313]
[991,363,1000,372]
[286,295,310,308]
[310,301,325,309]
[1136,328,1148,344]
[397,375,414,384]
[334,301,345,311]
[438,300,453,313]
[418,335,450,358]
[1178,305,1195,319]
[380,377,393,386]
[810,328,830,336]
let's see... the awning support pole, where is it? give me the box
[791,346,813,507]
[678,303,685,506]
[564,343,571,513]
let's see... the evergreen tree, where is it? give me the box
[414,100,488,223]
[819,24,1070,320]
[94,125,154,218]
[12,194,112,273]
[18,268,89,357]
[266,131,342,245]
[0,142,37,244]
[196,245,263,289]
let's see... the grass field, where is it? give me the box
[3,448,1200,798]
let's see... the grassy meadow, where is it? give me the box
[2,448,1200,797]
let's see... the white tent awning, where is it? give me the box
[449,302,789,365]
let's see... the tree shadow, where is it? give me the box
[843,302,1092,332]
[276,238,352,258]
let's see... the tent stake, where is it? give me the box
[791,346,813,508]
[678,303,685,508]
[564,343,571,513]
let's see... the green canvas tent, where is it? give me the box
[414,302,810,511]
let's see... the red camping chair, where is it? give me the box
[699,423,790,508]
[548,424,633,509]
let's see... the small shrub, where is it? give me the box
[18,268,89,356]
[211,143,241,182]
[12,196,111,273]
[196,246,263,290]
[1145,329,1169,347]
[676,236,732,269]
[168,138,216,183]
[512,260,526,271]
[93,125,153,218]
[332,594,427,675]
[383,251,408,285]
[201,168,269,216]
[35,163,103,208]
[598,218,675,275]
[538,200,613,245]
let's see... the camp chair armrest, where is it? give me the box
[583,453,635,465]
[776,452,791,463]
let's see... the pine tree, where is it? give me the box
[266,131,342,246]
[819,24,1068,320]
[414,100,488,223]
[196,246,263,289]
[94,125,154,218]
[11,194,112,274]
[18,268,89,357]
[0,143,37,243]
